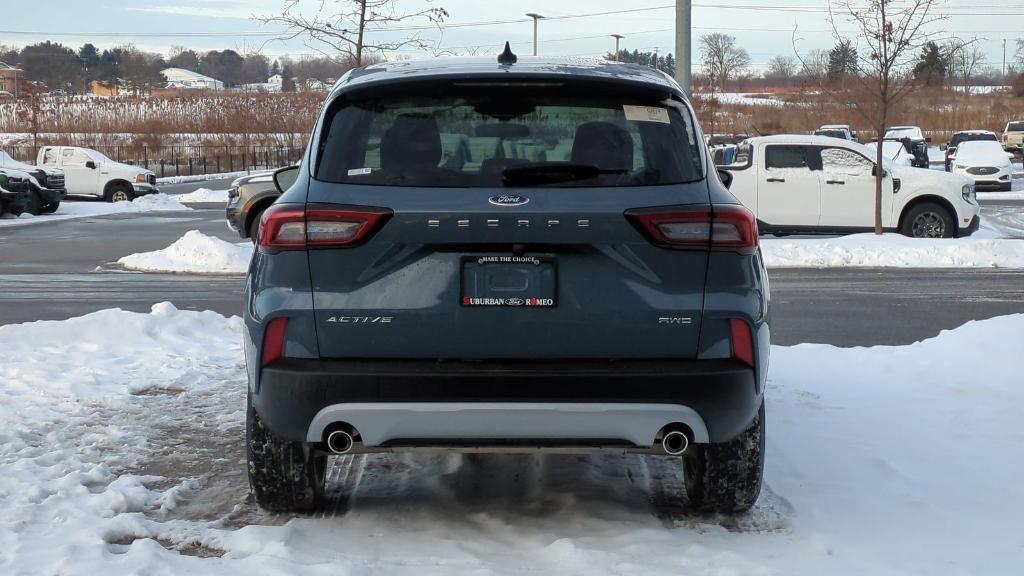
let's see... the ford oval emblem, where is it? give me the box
[488,194,530,207]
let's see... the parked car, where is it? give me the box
[244,51,770,514]
[951,140,1015,191]
[941,130,999,172]
[0,170,32,216]
[1002,120,1024,153]
[721,135,979,238]
[37,146,158,202]
[814,124,858,142]
[882,126,930,168]
[225,170,278,242]
[0,150,66,214]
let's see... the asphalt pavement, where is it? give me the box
[2,194,1023,345]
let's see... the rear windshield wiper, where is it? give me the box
[502,162,627,186]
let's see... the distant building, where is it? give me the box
[160,68,224,90]
[0,62,23,97]
[267,74,283,86]
[300,78,332,92]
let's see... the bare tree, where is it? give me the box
[945,38,986,92]
[765,55,797,81]
[796,0,944,235]
[799,49,830,79]
[699,33,750,90]
[258,0,449,66]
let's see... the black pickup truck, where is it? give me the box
[0,170,32,217]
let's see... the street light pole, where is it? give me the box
[674,0,692,96]
[525,13,544,56]
[611,34,624,61]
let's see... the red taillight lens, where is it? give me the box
[258,204,392,250]
[262,317,288,367]
[626,204,758,253]
[729,318,755,367]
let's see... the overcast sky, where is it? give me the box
[3,0,1022,72]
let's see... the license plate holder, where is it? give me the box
[461,255,557,308]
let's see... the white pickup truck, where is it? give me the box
[1002,121,1024,153]
[720,135,979,238]
[37,146,158,202]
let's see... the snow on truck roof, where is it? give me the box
[742,134,860,147]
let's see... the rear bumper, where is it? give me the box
[254,358,762,446]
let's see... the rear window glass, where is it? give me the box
[315,90,703,187]
[952,133,997,146]
[1006,122,1024,132]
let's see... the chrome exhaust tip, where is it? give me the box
[662,430,689,456]
[326,430,355,455]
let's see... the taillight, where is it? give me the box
[729,318,754,367]
[258,204,392,250]
[626,204,758,253]
[262,317,288,367]
[1003,134,1008,143]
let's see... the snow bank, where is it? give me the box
[0,193,191,228]
[0,304,245,575]
[978,190,1024,200]
[1,308,1023,574]
[156,171,250,185]
[117,230,252,274]
[175,187,230,203]
[762,233,1024,268]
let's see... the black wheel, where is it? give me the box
[105,184,135,203]
[40,200,60,214]
[248,210,265,244]
[246,393,326,512]
[683,402,765,514]
[10,190,42,216]
[900,202,954,238]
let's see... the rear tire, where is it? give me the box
[247,393,327,512]
[248,210,265,244]
[683,402,765,514]
[900,202,954,238]
[105,184,135,203]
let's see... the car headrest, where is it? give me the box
[381,114,442,170]
[570,122,634,171]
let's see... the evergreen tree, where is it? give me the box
[913,42,947,86]
[826,40,858,84]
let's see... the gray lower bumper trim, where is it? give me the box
[306,402,710,446]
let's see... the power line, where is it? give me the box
[3,1,1021,39]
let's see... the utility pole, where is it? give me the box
[1003,39,1007,80]
[674,0,692,96]
[611,34,624,61]
[525,13,544,56]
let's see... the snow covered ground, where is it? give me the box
[174,188,231,204]
[0,194,191,228]
[762,233,1024,268]
[117,230,251,274]
[1,305,1021,575]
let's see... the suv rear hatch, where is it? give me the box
[288,79,716,359]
